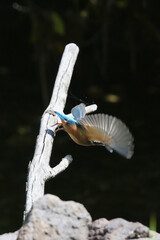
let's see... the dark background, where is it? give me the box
[0,0,160,234]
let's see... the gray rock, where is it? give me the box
[0,231,18,240]
[89,218,160,240]
[17,194,92,240]
[1,195,160,240]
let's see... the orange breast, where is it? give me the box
[61,119,112,147]
[61,120,91,146]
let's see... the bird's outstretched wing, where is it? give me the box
[71,103,86,121]
[78,114,134,159]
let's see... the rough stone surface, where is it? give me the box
[17,194,92,240]
[0,231,18,240]
[1,195,160,240]
[89,218,160,240]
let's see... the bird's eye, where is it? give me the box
[66,121,72,126]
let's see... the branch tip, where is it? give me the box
[64,154,73,163]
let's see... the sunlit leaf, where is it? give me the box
[116,0,128,8]
[104,94,121,103]
[51,12,65,36]
[149,212,157,232]
[80,10,88,18]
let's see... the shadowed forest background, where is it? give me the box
[0,0,160,234]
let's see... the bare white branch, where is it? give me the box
[24,43,98,220]
[46,155,73,180]
[25,43,79,218]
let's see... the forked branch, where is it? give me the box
[24,43,97,219]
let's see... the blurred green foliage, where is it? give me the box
[51,12,65,36]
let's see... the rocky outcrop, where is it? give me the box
[18,194,92,240]
[89,218,160,240]
[0,194,160,240]
[0,231,18,240]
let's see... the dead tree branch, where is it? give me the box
[24,43,97,219]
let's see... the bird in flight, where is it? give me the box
[55,104,134,159]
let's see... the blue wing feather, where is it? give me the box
[71,103,86,121]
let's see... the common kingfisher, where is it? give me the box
[55,104,134,159]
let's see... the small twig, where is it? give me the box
[46,155,73,180]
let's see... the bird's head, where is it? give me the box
[55,111,77,125]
